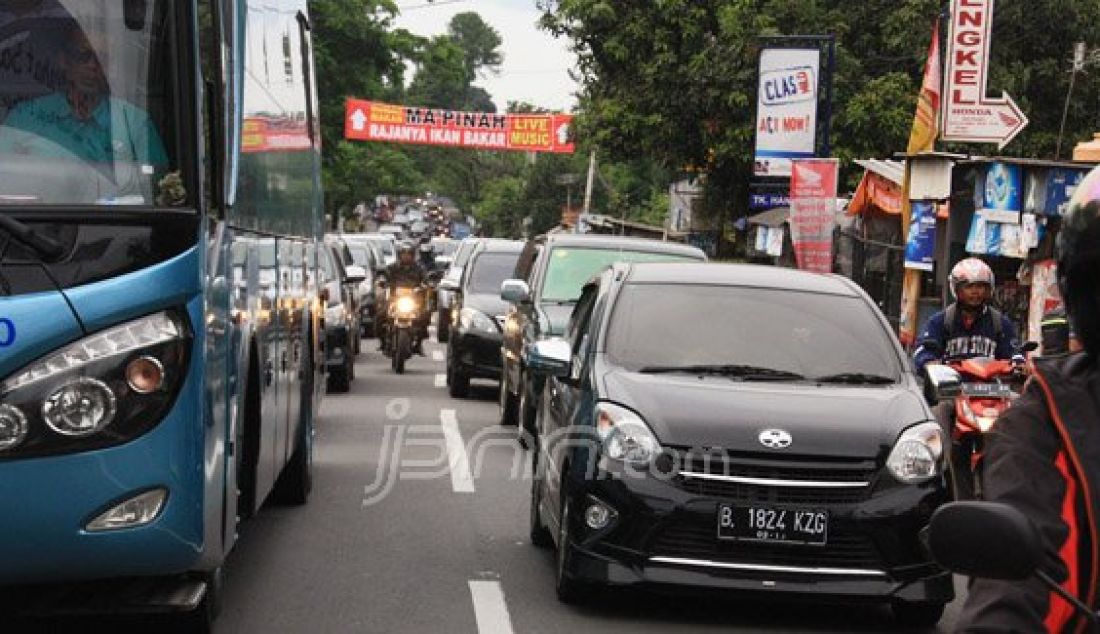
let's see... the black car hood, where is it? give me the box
[601,369,927,459]
[464,292,509,318]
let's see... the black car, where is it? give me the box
[318,242,365,393]
[446,240,524,398]
[500,234,706,432]
[526,262,953,626]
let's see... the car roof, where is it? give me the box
[472,238,524,254]
[536,233,706,258]
[618,262,862,297]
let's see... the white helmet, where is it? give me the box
[948,257,995,299]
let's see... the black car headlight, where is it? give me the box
[595,402,661,466]
[0,310,191,460]
[886,422,944,484]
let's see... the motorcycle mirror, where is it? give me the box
[1021,341,1040,354]
[927,502,1044,580]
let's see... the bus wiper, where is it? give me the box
[0,214,64,260]
[814,373,896,385]
[639,364,805,381]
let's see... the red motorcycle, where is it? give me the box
[924,343,1036,500]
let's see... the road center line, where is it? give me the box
[434,373,447,388]
[440,409,475,493]
[468,580,515,634]
[432,350,445,362]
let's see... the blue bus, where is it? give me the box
[0,0,324,628]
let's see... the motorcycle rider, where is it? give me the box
[379,241,428,354]
[913,257,1019,374]
[957,165,1100,632]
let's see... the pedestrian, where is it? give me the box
[956,165,1100,631]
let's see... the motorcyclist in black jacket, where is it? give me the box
[378,242,428,354]
[957,165,1100,632]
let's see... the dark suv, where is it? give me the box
[446,239,524,397]
[500,234,706,433]
[526,262,953,626]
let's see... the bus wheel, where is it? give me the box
[273,421,313,505]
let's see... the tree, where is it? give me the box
[538,0,1100,222]
[447,12,504,82]
[310,0,419,215]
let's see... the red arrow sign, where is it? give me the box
[941,0,1028,149]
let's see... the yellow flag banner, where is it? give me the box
[899,20,942,348]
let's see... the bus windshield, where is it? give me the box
[0,1,181,207]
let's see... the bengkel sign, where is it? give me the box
[344,99,575,154]
[941,0,1028,148]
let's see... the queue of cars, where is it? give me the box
[433,232,954,627]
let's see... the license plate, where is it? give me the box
[962,383,1014,397]
[717,504,829,545]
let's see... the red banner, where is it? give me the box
[344,99,575,154]
[789,159,839,273]
[242,116,312,154]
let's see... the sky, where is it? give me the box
[393,0,579,112]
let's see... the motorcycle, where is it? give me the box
[380,285,426,374]
[923,341,1037,499]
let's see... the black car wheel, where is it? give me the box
[448,341,470,398]
[449,365,470,398]
[327,364,350,393]
[555,476,586,604]
[891,601,945,628]
[518,379,537,438]
[529,445,553,548]
[437,308,450,343]
[499,377,519,426]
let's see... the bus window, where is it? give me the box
[0,1,180,206]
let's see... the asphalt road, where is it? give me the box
[12,334,968,633]
[215,335,967,634]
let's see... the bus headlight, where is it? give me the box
[0,405,29,451]
[42,378,117,437]
[0,310,191,460]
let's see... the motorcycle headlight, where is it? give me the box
[396,296,418,315]
[325,302,347,326]
[0,310,191,460]
[595,402,661,466]
[459,308,497,333]
[886,422,943,484]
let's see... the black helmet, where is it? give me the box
[397,241,416,257]
[1056,166,1100,357]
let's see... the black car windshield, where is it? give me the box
[0,2,180,206]
[607,284,902,382]
[467,252,520,295]
[541,247,700,303]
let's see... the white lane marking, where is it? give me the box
[440,409,475,493]
[432,350,445,362]
[434,373,447,388]
[468,580,515,634]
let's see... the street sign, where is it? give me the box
[941,0,1028,148]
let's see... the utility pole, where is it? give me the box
[1057,42,1088,160]
[581,149,597,233]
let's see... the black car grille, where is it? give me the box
[649,518,884,570]
[668,450,879,505]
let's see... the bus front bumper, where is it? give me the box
[0,387,205,586]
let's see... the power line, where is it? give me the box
[397,0,469,12]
